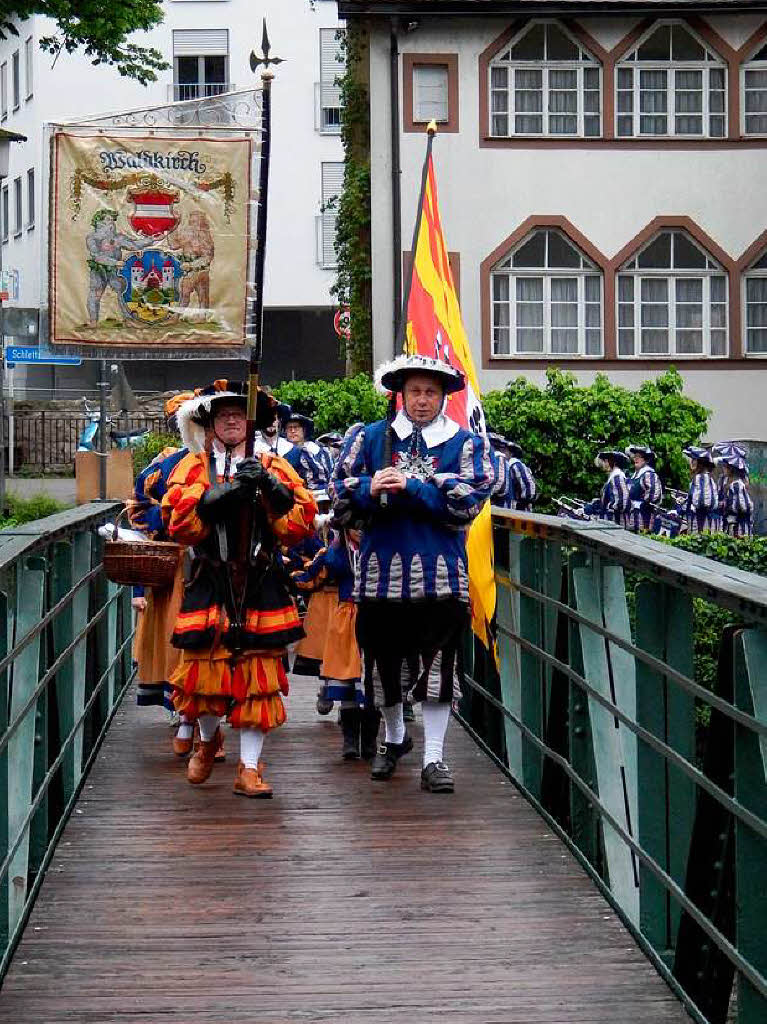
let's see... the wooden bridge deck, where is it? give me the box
[0,681,690,1023]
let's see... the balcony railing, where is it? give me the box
[168,82,235,103]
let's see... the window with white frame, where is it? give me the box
[11,50,19,110]
[413,65,449,122]
[24,36,33,99]
[489,21,601,138]
[617,230,727,357]
[616,22,726,138]
[491,229,603,356]
[317,27,344,133]
[26,168,34,230]
[318,162,343,269]
[172,30,230,102]
[0,64,6,120]
[743,251,767,354]
[742,41,767,135]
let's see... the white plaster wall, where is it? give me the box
[369,14,767,442]
[0,0,342,313]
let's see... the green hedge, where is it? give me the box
[273,374,387,434]
[0,493,69,530]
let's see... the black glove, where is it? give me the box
[235,457,268,489]
[197,481,248,523]
[235,457,295,517]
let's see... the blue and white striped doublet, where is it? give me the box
[685,472,720,533]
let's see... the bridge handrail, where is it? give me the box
[457,509,767,1024]
[0,501,134,980]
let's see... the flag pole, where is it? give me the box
[381,121,437,498]
[394,120,437,357]
[246,20,282,457]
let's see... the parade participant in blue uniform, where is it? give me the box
[284,412,331,496]
[292,527,381,761]
[712,441,747,516]
[487,434,535,510]
[333,353,494,793]
[584,449,630,524]
[680,446,720,533]
[316,431,343,477]
[721,454,754,537]
[626,444,663,532]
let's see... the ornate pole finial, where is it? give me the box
[249,19,283,83]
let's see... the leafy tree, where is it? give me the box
[273,374,386,434]
[1,1,167,85]
[483,367,710,510]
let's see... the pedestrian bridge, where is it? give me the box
[0,503,763,1023]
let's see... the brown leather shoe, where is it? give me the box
[172,731,194,757]
[192,722,226,762]
[233,761,272,798]
[187,729,221,785]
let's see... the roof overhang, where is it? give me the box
[338,1,767,16]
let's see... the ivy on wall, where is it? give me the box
[330,24,373,375]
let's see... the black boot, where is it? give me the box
[359,707,381,761]
[340,708,361,760]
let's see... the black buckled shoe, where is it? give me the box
[370,734,413,781]
[420,761,455,793]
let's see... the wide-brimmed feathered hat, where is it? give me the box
[175,379,276,453]
[626,444,656,465]
[721,454,749,474]
[488,432,523,460]
[375,353,465,395]
[596,449,630,470]
[317,430,343,448]
[683,445,715,468]
[285,411,314,439]
[712,440,747,460]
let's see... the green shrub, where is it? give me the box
[483,366,710,510]
[132,432,181,476]
[0,492,69,529]
[273,374,387,433]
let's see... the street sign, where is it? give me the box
[5,346,82,367]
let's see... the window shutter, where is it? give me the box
[320,163,343,268]
[413,65,449,122]
[173,30,229,56]
[319,28,344,127]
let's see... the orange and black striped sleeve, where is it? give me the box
[162,453,212,546]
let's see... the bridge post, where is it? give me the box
[734,628,767,1024]
[635,582,695,957]
[7,557,45,939]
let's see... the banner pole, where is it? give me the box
[245,20,281,458]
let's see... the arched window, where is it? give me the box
[743,250,767,354]
[617,230,727,357]
[489,21,601,138]
[742,41,767,136]
[491,229,602,357]
[616,22,726,138]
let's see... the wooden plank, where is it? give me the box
[6,557,45,938]
[573,562,639,926]
[0,680,691,1023]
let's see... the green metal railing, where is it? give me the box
[0,502,134,978]
[459,509,767,1024]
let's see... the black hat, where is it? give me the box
[487,432,523,460]
[285,412,315,440]
[317,431,343,448]
[176,380,275,452]
[597,449,630,470]
[626,444,656,466]
[683,445,715,468]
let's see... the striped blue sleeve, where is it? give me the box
[332,425,377,520]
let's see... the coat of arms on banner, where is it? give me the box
[50,133,253,348]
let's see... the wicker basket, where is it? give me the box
[103,510,183,589]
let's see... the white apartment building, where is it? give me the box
[0,0,346,395]
[340,0,767,441]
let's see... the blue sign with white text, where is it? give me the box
[5,346,82,367]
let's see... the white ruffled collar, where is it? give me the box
[391,409,460,449]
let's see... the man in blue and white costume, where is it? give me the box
[284,412,331,499]
[505,440,536,511]
[259,402,295,459]
[680,445,720,534]
[332,353,494,793]
[626,444,663,532]
[585,449,630,524]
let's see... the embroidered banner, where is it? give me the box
[50,132,253,349]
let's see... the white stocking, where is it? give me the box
[381,702,405,745]
[197,713,220,742]
[176,714,193,741]
[240,728,266,770]
[421,702,451,766]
